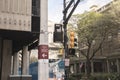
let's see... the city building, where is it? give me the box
[0,0,41,80]
[48,21,64,59]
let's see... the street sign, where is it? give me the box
[38,45,48,59]
[58,60,65,69]
[65,59,70,66]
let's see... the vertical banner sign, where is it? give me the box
[38,45,48,59]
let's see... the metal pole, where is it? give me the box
[63,0,68,58]
[63,0,68,80]
[63,0,81,79]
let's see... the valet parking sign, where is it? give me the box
[38,45,48,59]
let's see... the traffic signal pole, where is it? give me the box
[63,0,67,58]
[63,0,80,80]
[63,0,80,57]
[63,1,68,79]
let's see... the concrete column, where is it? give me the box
[116,59,120,73]
[38,0,49,80]
[91,61,94,74]
[11,56,13,75]
[13,52,19,75]
[85,62,87,74]
[107,60,110,73]
[1,40,12,80]
[74,63,77,74]
[0,38,2,79]
[22,46,29,75]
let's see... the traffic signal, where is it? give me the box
[74,38,78,47]
[53,24,63,42]
[69,31,78,48]
[58,48,64,56]
[69,48,75,55]
[69,31,78,55]
[69,31,75,48]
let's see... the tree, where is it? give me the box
[109,0,120,25]
[75,11,119,79]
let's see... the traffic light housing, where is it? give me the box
[69,31,75,48]
[58,48,64,56]
[69,48,75,55]
[74,38,78,47]
[69,31,77,55]
[53,24,63,42]
[69,31,78,48]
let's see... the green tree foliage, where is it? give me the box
[110,0,120,23]
[77,11,119,59]
[72,11,120,78]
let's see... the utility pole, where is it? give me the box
[38,0,49,80]
[63,0,80,80]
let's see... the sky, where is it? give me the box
[48,0,112,23]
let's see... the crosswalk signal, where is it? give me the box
[53,24,63,42]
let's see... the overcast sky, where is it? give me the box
[48,0,112,23]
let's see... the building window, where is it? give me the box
[94,62,103,73]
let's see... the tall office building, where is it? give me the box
[0,0,41,80]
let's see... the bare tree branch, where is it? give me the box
[86,38,92,58]
[90,36,106,60]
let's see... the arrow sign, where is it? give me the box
[42,53,48,58]
[38,45,48,59]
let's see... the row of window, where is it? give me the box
[0,0,40,16]
[0,17,31,28]
[70,60,120,74]
[0,0,31,15]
